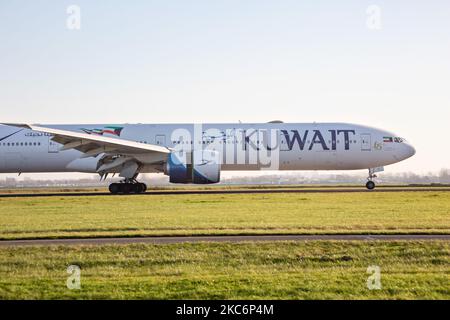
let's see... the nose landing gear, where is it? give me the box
[366,180,376,190]
[366,168,379,190]
[109,179,147,194]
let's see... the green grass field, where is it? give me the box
[0,191,449,239]
[0,241,448,299]
[0,188,448,299]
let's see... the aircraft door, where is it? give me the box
[361,134,371,151]
[155,135,166,146]
[48,137,60,153]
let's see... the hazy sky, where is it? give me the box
[1,0,449,174]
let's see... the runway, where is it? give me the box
[0,234,449,246]
[0,187,449,198]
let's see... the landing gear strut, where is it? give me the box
[109,179,147,194]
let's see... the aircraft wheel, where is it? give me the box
[109,183,120,194]
[110,182,146,194]
[121,183,132,194]
[133,183,144,194]
[366,181,376,190]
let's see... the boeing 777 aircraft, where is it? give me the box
[0,122,415,193]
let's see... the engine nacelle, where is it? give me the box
[165,150,221,184]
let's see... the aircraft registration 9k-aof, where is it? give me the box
[0,122,416,193]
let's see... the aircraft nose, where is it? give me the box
[393,140,416,162]
[408,144,416,157]
[402,143,416,159]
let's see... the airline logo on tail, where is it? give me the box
[81,126,124,137]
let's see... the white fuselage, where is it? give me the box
[0,123,415,174]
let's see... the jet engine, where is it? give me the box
[165,150,221,184]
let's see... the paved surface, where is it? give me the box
[0,187,449,198]
[0,234,448,246]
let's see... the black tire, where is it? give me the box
[366,181,376,190]
[109,183,120,194]
[140,183,147,193]
[121,183,132,194]
[133,183,144,194]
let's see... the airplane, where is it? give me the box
[0,122,416,193]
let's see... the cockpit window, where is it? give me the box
[384,136,406,143]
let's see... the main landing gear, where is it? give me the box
[109,179,147,194]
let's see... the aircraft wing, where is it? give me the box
[2,123,171,157]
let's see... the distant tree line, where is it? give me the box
[1,169,449,188]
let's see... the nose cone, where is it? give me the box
[408,144,416,157]
[401,143,416,160]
